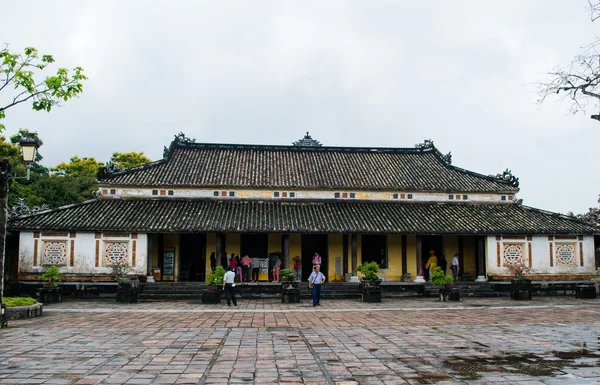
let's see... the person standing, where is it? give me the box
[210,252,216,273]
[451,253,460,281]
[293,256,301,281]
[438,255,447,275]
[424,250,438,280]
[236,255,243,282]
[308,265,326,306]
[273,255,281,282]
[251,256,260,282]
[222,266,237,306]
[241,254,252,282]
[312,252,321,267]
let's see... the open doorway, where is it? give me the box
[301,234,328,280]
[179,234,206,281]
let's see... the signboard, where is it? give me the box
[258,258,269,281]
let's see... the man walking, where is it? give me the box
[451,252,460,281]
[222,266,237,306]
[308,265,326,306]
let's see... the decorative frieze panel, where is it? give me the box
[103,241,129,266]
[42,241,68,266]
[555,243,576,267]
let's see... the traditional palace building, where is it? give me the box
[9,133,598,283]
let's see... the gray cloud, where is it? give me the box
[2,0,598,213]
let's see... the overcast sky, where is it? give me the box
[2,1,599,214]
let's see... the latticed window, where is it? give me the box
[555,243,576,267]
[502,243,526,266]
[42,241,67,266]
[104,242,129,266]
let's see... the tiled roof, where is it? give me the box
[98,141,519,193]
[9,198,596,235]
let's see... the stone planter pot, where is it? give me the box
[6,303,43,320]
[37,287,62,304]
[202,292,222,304]
[438,288,460,302]
[511,279,532,300]
[116,279,139,303]
[281,280,300,303]
[576,285,597,299]
[360,279,382,303]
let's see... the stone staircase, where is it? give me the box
[138,281,519,301]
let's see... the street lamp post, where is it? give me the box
[0,136,41,328]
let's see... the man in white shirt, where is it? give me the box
[308,264,326,306]
[451,253,460,281]
[222,266,237,306]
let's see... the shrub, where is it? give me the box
[430,267,454,286]
[107,260,136,280]
[40,265,61,287]
[205,266,226,285]
[2,297,38,307]
[356,261,380,281]
[279,269,295,281]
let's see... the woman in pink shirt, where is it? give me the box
[312,252,321,266]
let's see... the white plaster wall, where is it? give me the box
[18,232,148,276]
[103,186,515,204]
[485,235,595,277]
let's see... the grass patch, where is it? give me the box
[2,297,38,307]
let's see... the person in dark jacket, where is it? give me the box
[438,255,448,275]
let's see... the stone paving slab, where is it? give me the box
[2,297,600,384]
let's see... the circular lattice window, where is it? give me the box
[104,242,128,265]
[42,241,67,266]
[555,244,576,267]
[503,244,524,265]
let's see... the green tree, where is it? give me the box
[0,45,87,131]
[109,151,152,170]
[53,156,104,178]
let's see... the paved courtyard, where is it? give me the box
[1,296,600,384]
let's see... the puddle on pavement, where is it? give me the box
[441,346,600,380]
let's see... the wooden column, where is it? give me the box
[147,234,154,276]
[401,234,407,275]
[351,234,358,276]
[476,236,486,281]
[158,234,164,281]
[458,235,464,280]
[282,234,289,269]
[414,235,425,282]
[215,233,222,269]
[343,234,348,276]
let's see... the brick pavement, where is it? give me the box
[1,297,600,384]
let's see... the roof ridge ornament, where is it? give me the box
[10,198,49,218]
[441,151,452,165]
[415,139,434,149]
[493,168,520,188]
[174,132,196,144]
[292,132,322,147]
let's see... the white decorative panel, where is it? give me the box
[555,243,577,267]
[502,243,525,266]
[103,241,129,265]
[42,241,68,266]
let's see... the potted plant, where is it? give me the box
[108,261,139,303]
[38,265,63,304]
[203,266,226,304]
[430,267,459,301]
[357,261,382,302]
[506,262,535,300]
[279,268,300,303]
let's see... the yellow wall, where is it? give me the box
[225,233,240,257]
[268,234,282,255]
[205,233,216,275]
[328,234,344,281]
[444,236,459,273]
[383,234,402,281]
[289,234,301,269]
[462,236,476,277]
